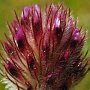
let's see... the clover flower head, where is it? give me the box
[0,4,90,90]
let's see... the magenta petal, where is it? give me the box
[32,4,41,33]
[31,4,43,45]
[70,28,80,48]
[54,12,61,29]
[73,28,80,40]
[21,6,30,19]
[32,4,40,24]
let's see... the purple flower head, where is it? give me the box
[0,4,90,90]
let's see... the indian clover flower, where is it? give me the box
[0,4,90,90]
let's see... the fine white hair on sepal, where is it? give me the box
[1,78,18,90]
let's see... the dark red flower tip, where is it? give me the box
[64,51,69,60]
[7,62,19,77]
[16,26,26,51]
[27,85,33,90]
[46,73,54,85]
[27,55,35,70]
[4,42,14,54]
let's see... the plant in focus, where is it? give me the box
[0,4,90,90]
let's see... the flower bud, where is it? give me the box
[16,26,26,52]
[70,28,80,48]
[21,6,30,20]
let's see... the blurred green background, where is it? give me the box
[0,0,90,90]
